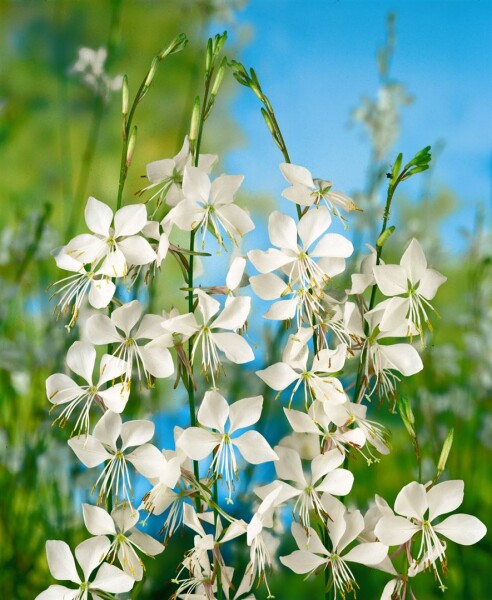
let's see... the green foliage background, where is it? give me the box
[0,2,490,599]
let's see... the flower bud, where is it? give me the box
[122,75,129,116]
[189,97,200,144]
[126,126,137,166]
[437,428,454,474]
[159,33,188,60]
[144,56,159,88]
[398,396,415,438]
[211,57,227,98]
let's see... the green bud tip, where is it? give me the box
[438,428,454,473]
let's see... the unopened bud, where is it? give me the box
[189,97,200,143]
[126,126,137,166]
[376,225,395,248]
[398,396,415,438]
[205,39,213,73]
[437,428,454,474]
[159,33,188,60]
[211,57,227,97]
[261,107,276,137]
[122,75,129,116]
[144,56,159,88]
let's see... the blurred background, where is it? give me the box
[0,1,490,598]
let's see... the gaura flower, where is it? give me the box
[256,445,353,529]
[280,497,387,599]
[82,502,164,581]
[375,480,487,590]
[164,290,253,384]
[164,166,255,248]
[85,299,174,385]
[177,391,277,502]
[35,536,134,599]
[64,197,156,277]
[49,248,116,329]
[69,410,164,505]
[46,341,128,435]
[141,135,217,207]
[256,327,347,407]
[249,207,353,324]
[279,163,358,222]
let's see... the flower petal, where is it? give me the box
[249,273,287,301]
[433,513,487,545]
[394,481,428,520]
[268,211,298,251]
[228,395,263,434]
[256,362,299,391]
[297,206,331,250]
[75,535,110,581]
[374,516,420,546]
[212,296,250,330]
[67,341,96,385]
[198,390,229,432]
[427,480,464,522]
[274,445,306,486]
[111,300,142,337]
[210,174,243,205]
[120,420,154,450]
[373,265,408,296]
[35,585,78,600]
[88,278,116,310]
[68,435,112,468]
[418,268,447,300]
[279,550,325,574]
[93,411,121,449]
[343,542,388,565]
[126,444,165,478]
[85,196,112,236]
[114,204,147,238]
[177,427,219,460]
[117,236,156,266]
[279,163,315,188]
[211,332,254,364]
[284,408,319,434]
[248,248,293,274]
[91,562,134,593]
[310,233,353,258]
[139,343,174,378]
[233,431,278,464]
[196,289,220,323]
[182,165,211,204]
[82,504,116,536]
[400,238,427,284]
[46,374,83,406]
[45,540,80,583]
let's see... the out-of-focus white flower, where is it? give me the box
[64,197,156,277]
[68,411,164,505]
[46,341,128,434]
[35,536,134,599]
[85,299,174,385]
[165,166,255,248]
[375,480,487,590]
[82,502,163,581]
[177,391,277,502]
[71,46,123,98]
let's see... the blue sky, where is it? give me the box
[212,0,492,252]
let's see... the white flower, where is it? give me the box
[375,480,487,590]
[349,245,381,295]
[165,166,255,247]
[141,135,217,207]
[85,299,174,385]
[46,341,128,435]
[167,290,253,383]
[373,239,446,337]
[257,327,347,407]
[177,391,277,502]
[68,410,164,505]
[280,162,358,220]
[82,503,164,580]
[71,46,123,98]
[235,487,282,599]
[49,248,115,328]
[283,404,367,457]
[323,401,391,459]
[350,304,423,401]
[280,498,388,598]
[249,207,353,324]
[256,445,353,529]
[64,197,156,277]
[35,536,134,599]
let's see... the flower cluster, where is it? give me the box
[38,37,486,600]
